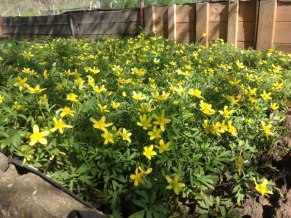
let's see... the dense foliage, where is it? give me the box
[0,34,290,217]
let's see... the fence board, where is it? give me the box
[176,4,195,23]
[237,41,255,49]
[4,15,70,25]
[274,22,291,43]
[144,6,154,32]
[209,2,228,22]
[176,22,195,43]
[238,1,256,22]
[209,22,227,41]
[274,43,291,53]
[76,22,139,35]
[276,2,291,21]
[257,0,277,50]
[4,24,71,35]
[227,0,239,47]
[237,21,255,42]
[154,6,168,23]
[71,9,139,24]
[196,2,209,46]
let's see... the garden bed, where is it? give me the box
[0,34,290,217]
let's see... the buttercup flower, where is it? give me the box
[90,116,113,132]
[199,100,216,116]
[50,117,73,134]
[166,174,185,195]
[143,145,157,160]
[130,167,152,186]
[253,178,273,196]
[29,125,49,146]
[66,93,79,103]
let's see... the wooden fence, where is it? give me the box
[0,8,140,40]
[0,0,291,52]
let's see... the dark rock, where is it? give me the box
[0,153,8,172]
[0,172,104,218]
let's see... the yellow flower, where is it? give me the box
[74,77,85,89]
[261,121,274,136]
[218,106,234,118]
[87,75,95,87]
[199,100,216,116]
[66,93,79,103]
[0,94,4,103]
[260,90,272,101]
[84,66,100,74]
[235,60,244,69]
[151,91,170,102]
[139,103,155,113]
[253,178,273,196]
[132,91,146,101]
[101,131,114,145]
[137,114,153,130]
[27,85,46,94]
[131,67,146,76]
[143,145,157,160]
[98,104,109,113]
[188,88,203,99]
[13,76,28,91]
[93,85,107,93]
[55,82,64,90]
[22,67,37,76]
[43,70,48,79]
[50,117,73,134]
[272,81,283,91]
[148,126,162,140]
[130,167,152,186]
[111,101,121,110]
[39,94,48,104]
[13,102,26,111]
[90,116,113,132]
[120,128,132,143]
[225,95,241,105]
[155,139,170,153]
[29,125,49,146]
[165,174,185,195]
[270,102,279,111]
[226,120,238,137]
[153,110,171,132]
[59,106,75,117]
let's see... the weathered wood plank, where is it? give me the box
[0,17,3,38]
[237,41,255,49]
[274,22,291,43]
[276,2,291,21]
[238,0,256,22]
[75,22,139,35]
[227,0,239,47]
[196,2,209,46]
[256,0,277,50]
[154,6,168,24]
[237,21,255,42]
[168,4,176,41]
[4,24,71,35]
[155,21,168,37]
[144,6,154,32]
[273,43,291,53]
[71,9,139,24]
[208,21,227,41]
[209,2,228,22]
[4,15,70,25]
[176,22,195,43]
[176,4,195,23]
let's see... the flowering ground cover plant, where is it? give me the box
[0,34,290,217]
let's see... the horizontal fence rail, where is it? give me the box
[0,0,291,52]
